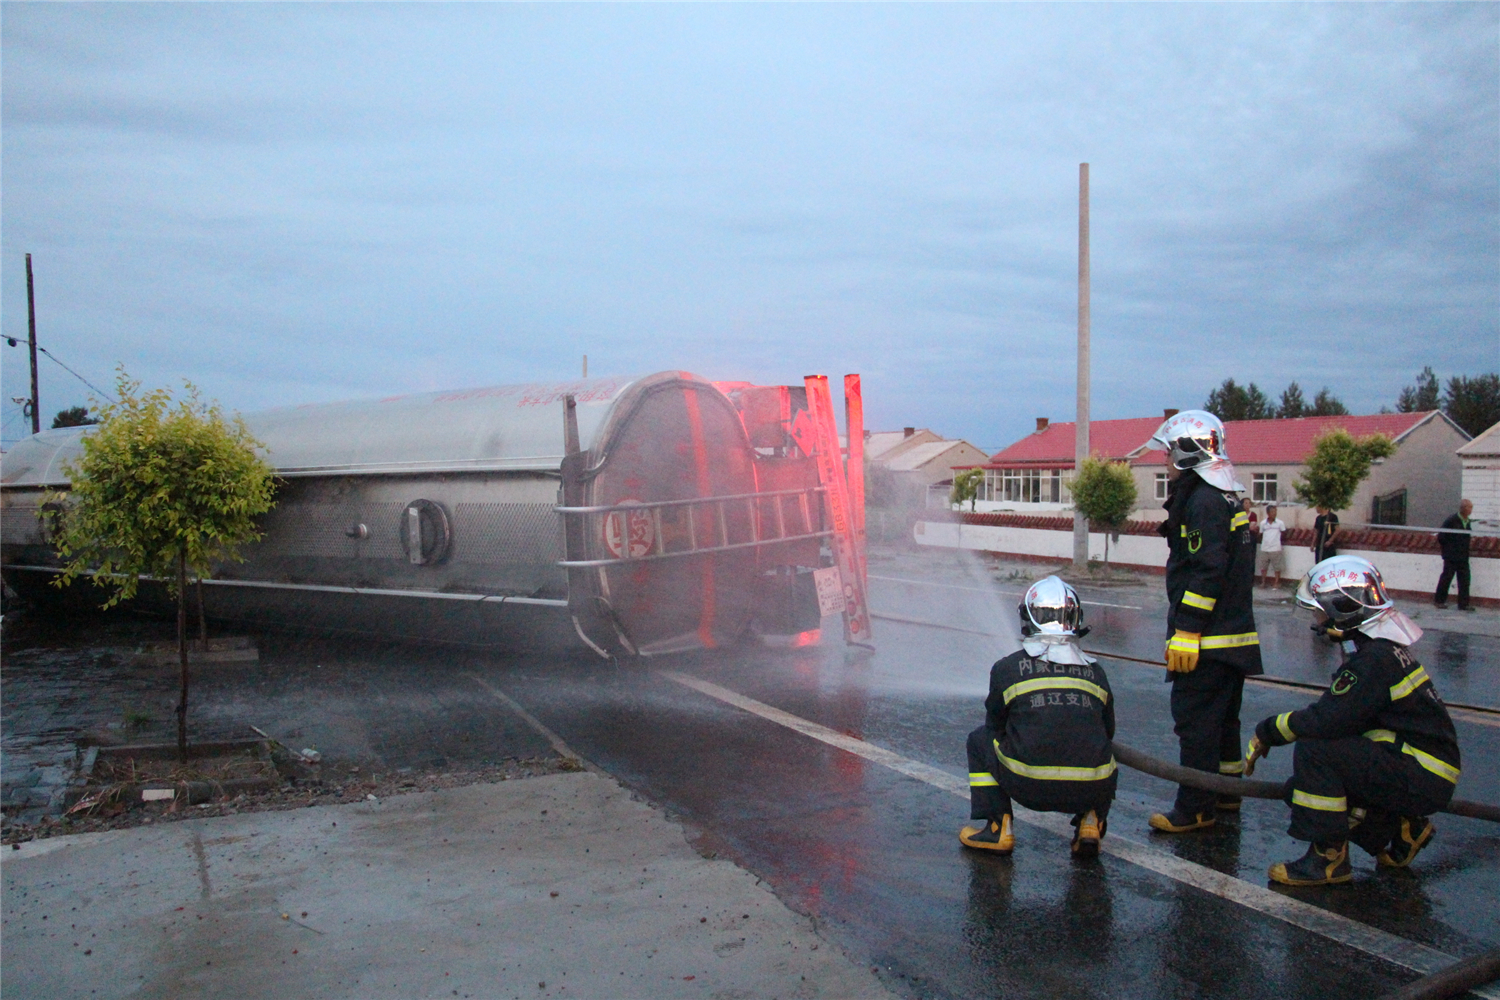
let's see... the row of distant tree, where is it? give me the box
[1202,367,1500,437]
[1203,380,1348,422]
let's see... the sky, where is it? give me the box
[2,3,1496,452]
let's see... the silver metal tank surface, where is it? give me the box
[0,372,790,652]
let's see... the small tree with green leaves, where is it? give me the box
[1292,429,1396,513]
[48,371,276,758]
[1071,457,1138,567]
[950,468,985,511]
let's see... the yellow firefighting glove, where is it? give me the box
[1244,735,1267,777]
[1165,630,1201,673]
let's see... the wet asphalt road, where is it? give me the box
[475,547,1500,1000]
[5,543,1497,999]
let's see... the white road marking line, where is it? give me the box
[465,673,590,765]
[869,573,1143,610]
[659,669,1498,993]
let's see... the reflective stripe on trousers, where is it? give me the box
[1291,789,1347,812]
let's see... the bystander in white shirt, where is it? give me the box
[1260,514,1285,551]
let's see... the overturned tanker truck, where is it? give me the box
[1,371,872,656]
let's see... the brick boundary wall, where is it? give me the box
[952,511,1500,559]
[922,511,1499,607]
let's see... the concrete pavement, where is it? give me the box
[2,771,895,1000]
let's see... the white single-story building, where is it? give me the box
[1459,420,1500,529]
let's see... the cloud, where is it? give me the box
[2,3,1494,449]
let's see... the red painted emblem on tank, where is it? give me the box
[603,500,654,559]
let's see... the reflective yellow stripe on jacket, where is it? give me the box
[1181,591,1217,612]
[1231,512,1250,530]
[1363,729,1397,744]
[1389,666,1430,701]
[968,771,999,787]
[1201,632,1259,650]
[995,743,1117,782]
[1001,676,1110,706]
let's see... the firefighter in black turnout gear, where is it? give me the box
[1147,410,1263,834]
[1245,556,1460,886]
[961,576,1117,858]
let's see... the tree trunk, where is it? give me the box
[176,550,189,762]
[196,578,208,645]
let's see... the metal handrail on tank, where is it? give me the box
[555,486,830,569]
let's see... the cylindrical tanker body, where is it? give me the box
[1,371,825,653]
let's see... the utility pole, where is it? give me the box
[582,354,588,379]
[1073,164,1090,569]
[25,253,40,435]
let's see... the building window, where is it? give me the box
[1371,488,1407,526]
[1155,473,1169,500]
[1252,472,1278,502]
[993,468,1063,503]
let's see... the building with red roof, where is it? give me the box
[967,410,1470,529]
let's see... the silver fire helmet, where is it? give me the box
[1296,555,1422,645]
[1019,575,1085,638]
[1149,409,1243,493]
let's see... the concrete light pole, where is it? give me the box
[1073,164,1091,569]
[26,253,40,435]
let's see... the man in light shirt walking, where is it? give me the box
[1256,505,1288,588]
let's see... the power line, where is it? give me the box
[3,337,115,403]
[38,346,115,402]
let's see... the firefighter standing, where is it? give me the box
[961,576,1117,858]
[1245,556,1459,885]
[1148,410,1263,833]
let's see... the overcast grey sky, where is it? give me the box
[3,3,1496,450]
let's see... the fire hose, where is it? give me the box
[1109,741,1500,1000]
[865,616,1500,823]
[1375,948,1500,1000]
[1108,741,1500,824]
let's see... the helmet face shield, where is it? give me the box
[1149,409,1242,492]
[1019,575,1084,638]
[1151,410,1229,471]
[1297,556,1394,629]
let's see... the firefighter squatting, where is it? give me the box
[960,409,1463,887]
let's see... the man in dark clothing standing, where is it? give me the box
[1147,410,1263,834]
[1246,556,1459,885]
[1313,506,1340,564]
[1434,499,1474,611]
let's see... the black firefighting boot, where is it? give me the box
[1149,808,1216,834]
[1071,810,1105,858]
[960,814,1014,853]
[1376,817,1435,869]
[1269,841,1352,886]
